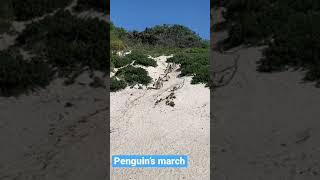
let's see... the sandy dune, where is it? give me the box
[213,46,320,180]
[0,72,108,180]
[111,56,210,179]
[212,8,320,180]
[0,1,110,179]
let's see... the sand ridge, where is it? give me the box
[111,55,210,179]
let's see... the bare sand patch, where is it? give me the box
[111,55,210,179]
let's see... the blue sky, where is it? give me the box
[110,0,210,40]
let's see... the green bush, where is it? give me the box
[191,66,210,85]
[115,65,152,85]
[125,50,145,61]
[110,77,127,92]
[219,0,320,85]
[127,51,157,67]
[111,38,126,52]
[167,49,209,85]
[184,47,209,54]
[11,0,72,21]
[0,1,14,33]
[126,24,205,48]
[111,55,133,68]
[16,10,109,77]
[74,0,108,13]
[0,19,11,34]
[258,13,320,80]
[0,49,53,96]
[134,56,157,67]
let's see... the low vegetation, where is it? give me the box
[128,51,157,67]
[216,0,320,85]
[110,23,209,91]
[111,55,133,68]
[126,24,207,49]
[167,48,209,85]
[110,50,157,69]
[111,23,208,50]
[10,0,71,21]
[0,49,53,97]
[16,10,109,77]
[0,10,109,96]
[0,1,13,33]
[115,65,152,86]
[110,77,127,92]
[0,19,11,34]
[74,0,108,13]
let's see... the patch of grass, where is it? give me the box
[115,65,152,86]
[0,49,53,97]
[110,77,127,92]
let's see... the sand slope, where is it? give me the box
[213,46,320,180]
[0,72,108,180]
[211,9,320,178]
[111,56,210,179]
[0,1,109,179]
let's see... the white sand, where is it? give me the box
[111,56,210,179]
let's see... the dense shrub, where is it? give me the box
[111,55,133,68]
[74,0,108,13]
[111,22,207,50]
[0,1,13,18]
[110,77,127,92]
[10,0,72,21]
[258,13,320,81]
[0,49,53,96]
[126,24,206,48]
[16,10,109,77]
[111,39,126,52]
[128,51,157,67]
[218,0,320,85]
[0,19,11,33]
[115,65,152,85]
[0,1,14,33]
[110,50,156,68]
[133,56,157,67]
[167,48,209,85]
